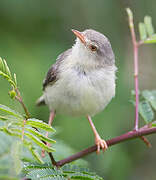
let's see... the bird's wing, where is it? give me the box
[43,48,72,90]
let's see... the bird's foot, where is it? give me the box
[95,135,108,154]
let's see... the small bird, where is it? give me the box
[37,29,117,153]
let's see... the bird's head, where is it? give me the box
[72,29,115,68]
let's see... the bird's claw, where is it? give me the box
[95,136,108,154]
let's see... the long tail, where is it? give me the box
[36,95,46,106]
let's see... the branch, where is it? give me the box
[54,124,156,167]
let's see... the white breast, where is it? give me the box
[44,54,116,116]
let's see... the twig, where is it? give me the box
[48,152,57,166]
[127,8,139,131]
[55,124,156,167]
[15,88,30,119]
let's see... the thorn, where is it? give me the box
[140,136,152,148]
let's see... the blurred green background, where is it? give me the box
[0,0,156,179]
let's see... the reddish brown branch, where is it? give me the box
[53,124,156,167]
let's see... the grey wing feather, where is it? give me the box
[43,48,72,90]
[36,48,72,106]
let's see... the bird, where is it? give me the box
[37,29,117,154]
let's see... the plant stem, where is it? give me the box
[48,152,57,166]
[127,9,139,131]
[55,124,156,167]
[133,44,139,131]
[15,88,30,119]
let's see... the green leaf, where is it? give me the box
[142,90,156,110]
[3,59,11,78]
[13,73,17,86]
[0,70,10,81]
[11,141,22,175]
[139,23,147,40]
[26,119,55,132]
[24,132,55,152]
[29,146,44,164]
[25,163,103,180]
[0,115,9,121]
[152,122,156,127]
[22,139,45,164]
[0,58,17,88]
[2,127,21,138]
[10,128,55,152]
[0,104,23,119]
[0,57,5,72]
[144,16,154,36]
[0,132,20,179]
[25,127,56,144]
[144,34,156,44]
[139,100,154,123]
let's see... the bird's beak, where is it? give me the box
[71,29,86,45]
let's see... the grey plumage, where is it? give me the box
[36,49,72,106]
[83,29,115,65]
[36,29,116,111]
[43,48,72,90]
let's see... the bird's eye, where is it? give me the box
[89,44,97,51]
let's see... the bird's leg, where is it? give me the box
[46,110,55,146]
[42,110,55,157]
[87,115,108,154]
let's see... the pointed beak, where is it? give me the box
[71,29,86,45]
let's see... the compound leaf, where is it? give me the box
[139,100,154,124]
[26,119,55,132]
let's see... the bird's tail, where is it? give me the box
[36,95,46,106]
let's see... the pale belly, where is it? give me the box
[44,68,115,116]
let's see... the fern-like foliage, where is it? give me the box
[0,57,17,98]
[0,58,56,168]
[24,163,103,180]
[0,130,24,179]
[0,103,56,164]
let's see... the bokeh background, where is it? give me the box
[0,0,156,179]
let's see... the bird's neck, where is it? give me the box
[71,41,102,71]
